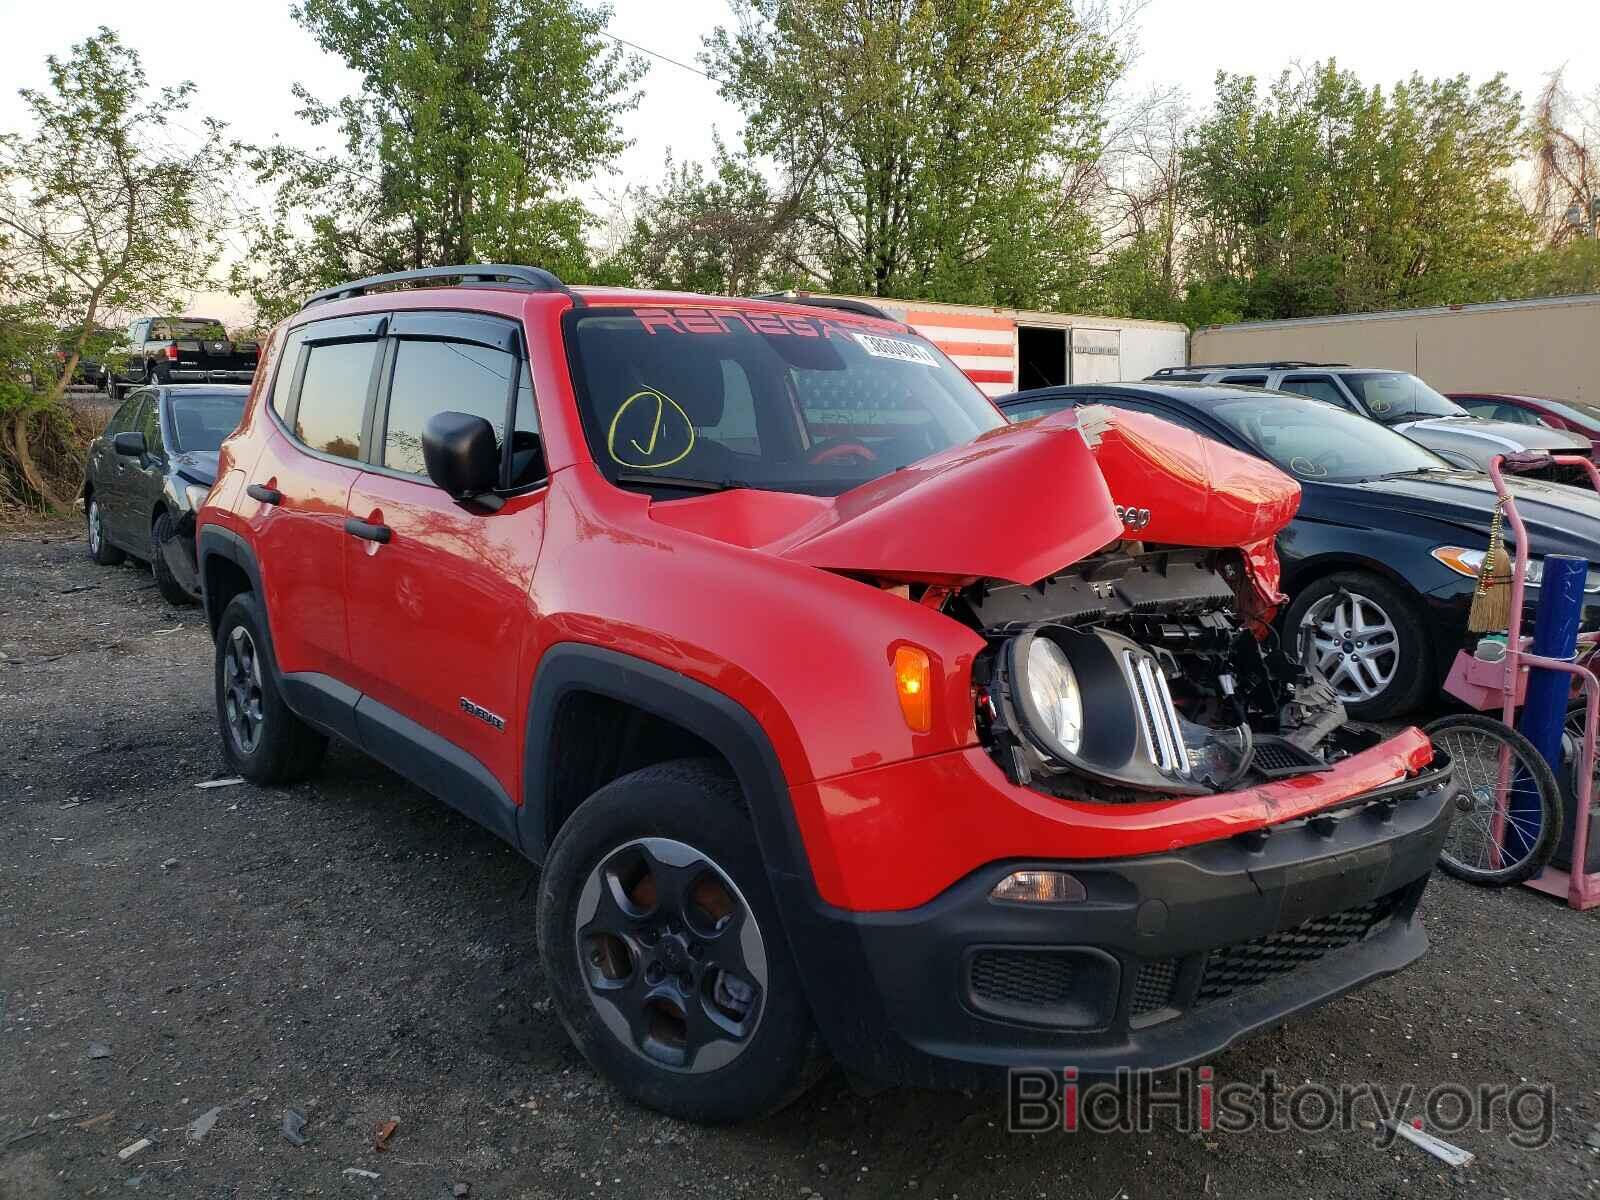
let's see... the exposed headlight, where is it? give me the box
[1432,545,1600,594]
[185,482,211,510]
[1024,637,1083,756]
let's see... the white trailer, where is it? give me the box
[796,294,1189,398]
[1191,293,1600,402]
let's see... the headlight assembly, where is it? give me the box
[990,624,1252,796]
[1432,545,1600,594]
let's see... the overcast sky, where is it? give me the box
[2,0,1593,323]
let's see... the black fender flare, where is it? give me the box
[519,642,904,1075]
[518,643,810,881]
[197,524,264,640]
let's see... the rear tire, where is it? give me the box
[537,760,825,1123]
[86,495,125,566]
[1284,570,1432,719]
[151,510,195,606]
[214,592,327,784]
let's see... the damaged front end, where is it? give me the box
[965,543,1359,799]
[962,406,1364,800]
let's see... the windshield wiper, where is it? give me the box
[613,471,751,493]
[1371,466,1457,480]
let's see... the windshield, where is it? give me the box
[566,307,1006,496]
[169,391,245,453]
[1208,392,1449,482]
[1343,371,1465,423]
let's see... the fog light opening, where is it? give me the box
[990,870,1087,904]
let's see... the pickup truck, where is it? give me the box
[108,317,259,399]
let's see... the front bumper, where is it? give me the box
[170,368,256,384]
[774,757,1457,1090]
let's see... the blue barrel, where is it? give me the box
[1513,555,1588,858]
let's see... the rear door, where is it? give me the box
[343,311,548,817]
[93,393,144,545]
[248,313,386,692]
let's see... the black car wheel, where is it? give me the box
[1285,571,1431,719]
[214,593,327,784]
[151,510,195,606]
[86,495,125,566]
[537,760,825,1123]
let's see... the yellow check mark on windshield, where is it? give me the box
[630,391,665,457]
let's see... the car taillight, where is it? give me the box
[165,344,179,360]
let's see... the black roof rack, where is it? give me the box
[749,291,891,321]
[1150,360,1349,375]
[300,264,578,310]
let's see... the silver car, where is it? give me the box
[1149,362,1593,483]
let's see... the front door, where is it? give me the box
[343,311,548,813]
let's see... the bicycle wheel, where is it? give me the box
[1425,714,1562,886]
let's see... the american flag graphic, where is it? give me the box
[874,305,1017,398]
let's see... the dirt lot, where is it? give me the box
[3,518,1600,1199]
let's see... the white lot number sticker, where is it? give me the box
[851,331,939,367]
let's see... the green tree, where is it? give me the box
[233,0,646,322]
[0,27,231,508]
[705,0,1122,307]
[1181,63,1535,320]
[603,140,804,295]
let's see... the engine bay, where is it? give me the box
[957,544,1380,799]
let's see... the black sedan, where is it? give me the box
[79,385,247,605]
[998,382,1600,719]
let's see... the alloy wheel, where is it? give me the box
[1300,590,1400,703]
[87,500,103,555]
[574,837,767,1074]
[222,625,265,755]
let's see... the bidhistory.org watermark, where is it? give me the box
[1007,1067,1555,1150]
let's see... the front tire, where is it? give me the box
[151,510,196,606]
[214,592,327,784]
[537,760,825,1123]
[1284,570,1432,719]
[86,495,125,566]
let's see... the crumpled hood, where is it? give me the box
[647,406,1302,588]
[1075,405,1301,545]
[650,410,1125,585]
[172,451,219,487]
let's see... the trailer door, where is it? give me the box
[1070,328,1121,383]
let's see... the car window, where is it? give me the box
[1493,404,1544,426]
[141,398,165,456]
[271,328,307,420]
[1342,372,1465,422]
[1094,396,1213,436]
[566,308,1004,497]
[1279,375,1349,408]
[1219,374,1268,387]
[295,340,379,460]
[1455,398,1497,419]
[106,396,142,435]
[1208,392,1446,481]
[382,338,542,488]
[170,391,246,453]
[1001,396,1074,423]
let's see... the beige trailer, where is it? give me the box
[788,293,1188,398]
[1191,294,1600,402]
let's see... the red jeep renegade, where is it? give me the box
[195,266,1458,1122]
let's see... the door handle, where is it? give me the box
[344,517,391,544]
[246,484,282,505]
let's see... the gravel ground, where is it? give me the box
[3,518,1600,1199]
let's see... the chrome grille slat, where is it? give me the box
[1123,649,1188,776]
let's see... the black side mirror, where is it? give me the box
[113,431,147,457]
[423,411,498,500]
